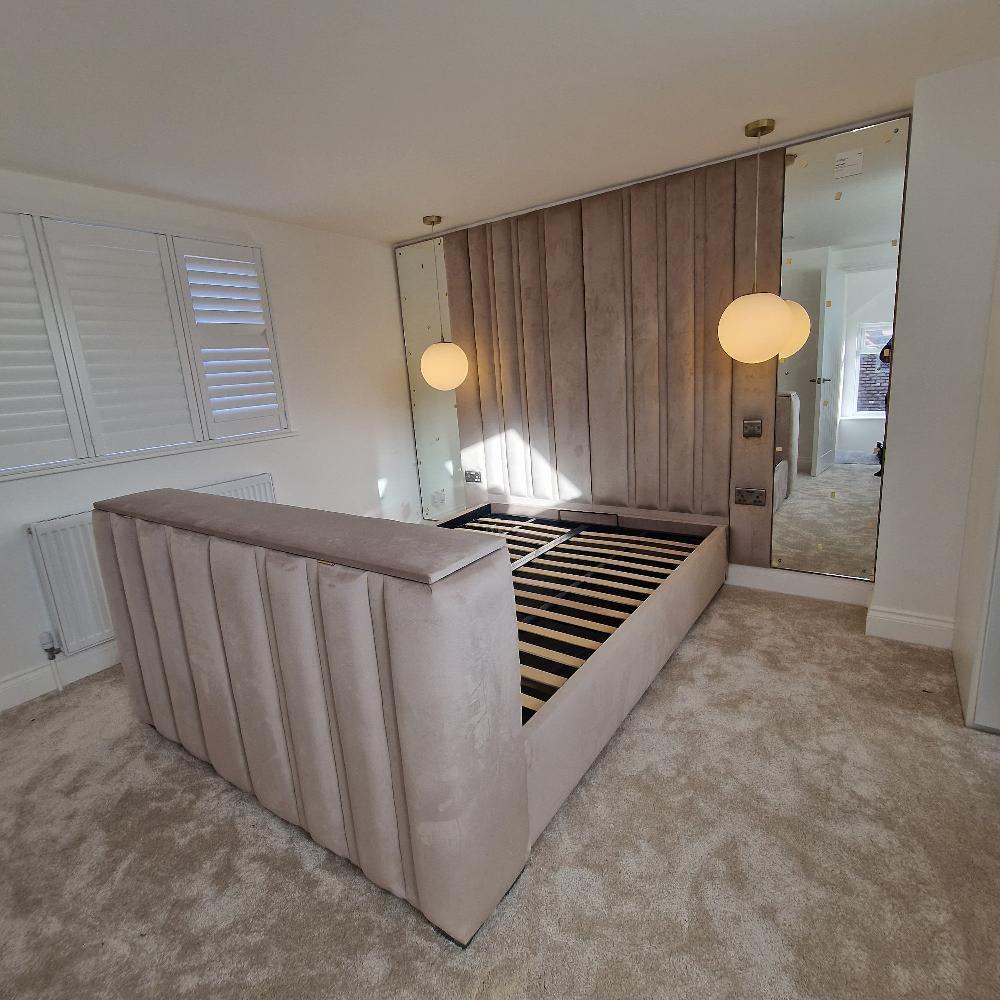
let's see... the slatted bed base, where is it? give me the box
[442,509,705,724]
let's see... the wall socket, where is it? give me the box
[734,487,767,507]
[742,418,763,438]
[464,470,483,483]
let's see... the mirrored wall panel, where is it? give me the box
[772,118,908,579]
[396,238,465,520]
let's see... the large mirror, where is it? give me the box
[395,238,465,521]
[772,118,909,579]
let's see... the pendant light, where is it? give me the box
[418,215,469,392]
[718,119,809,363]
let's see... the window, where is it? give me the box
[0,213,287,476]
[854,322,892,413]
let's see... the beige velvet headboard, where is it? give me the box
[442,149,784,567]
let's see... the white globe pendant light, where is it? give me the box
[719,291,794,364]
[421,340,469,391]
[417,214,469,392]
[718,118,800,365]
[778,298,811,360]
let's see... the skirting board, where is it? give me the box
[727,563,874,607]
[0,640,118,713]
[865,606,954,650]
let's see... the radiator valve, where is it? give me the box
[39,631,62,661]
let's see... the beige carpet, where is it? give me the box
[772,463,883,579]
[2,587,1000,1000]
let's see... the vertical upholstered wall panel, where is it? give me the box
[702,161,736,517]
[442,149,783,564]
[442,230,488,507]
[664,172,697,513]
[629,181,661,510]
[516,213,558,501]
[730,149,784,565]
[581,191,630,506]
[542,202,592,501]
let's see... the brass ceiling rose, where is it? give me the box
[422,214,442,226]
[744,118,776,139]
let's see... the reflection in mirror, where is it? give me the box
[396,238,465,520]
[772,118,908,579]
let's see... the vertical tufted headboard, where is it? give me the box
[92,489,528,944]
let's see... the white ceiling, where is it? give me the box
[782,118,909,253]
[1,1,998,244]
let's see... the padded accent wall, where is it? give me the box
[443,149,784,566]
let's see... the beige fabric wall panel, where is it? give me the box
[442,230,488,505]
[442,150,783,564]
[730,150,784,566]
[541,202,592,501]
[581,190,630,507]
[516,213,558,501]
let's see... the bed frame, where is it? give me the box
[93,489,727,945]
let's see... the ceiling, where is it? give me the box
[782,118,909,254]
[1,2,998,244]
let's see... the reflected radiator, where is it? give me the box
[27,473,275,655]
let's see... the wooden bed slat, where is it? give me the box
[481,517,564,533]
[521,691,546,711]
[532,557,664,588]
[471,521,562,542]
[558,541,682,566]
[515,603,618,634]
[519,640,586,668]
[513,588,631,620]
[511,575,644,607]
[520,664,568,689]
[542,547,677,575]
[518,621,602,650]
[516,565,655,596]
[579,529,699,550]
[572,534,693,558]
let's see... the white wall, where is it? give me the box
[868,56,1000,650]
[778,267,821,467]
[0,168,420,707]
[953,241,1000,727]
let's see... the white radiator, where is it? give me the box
[27,473,275,656]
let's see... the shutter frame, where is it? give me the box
[0,212,87,472]
[41,219,202,457]
[171,237,287,440]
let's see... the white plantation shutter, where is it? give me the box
[172,237,286,439]
[0,213,86,472]
[42,220,201,456]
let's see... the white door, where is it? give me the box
[811,266,845,475]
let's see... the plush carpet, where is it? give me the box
[2,587,999,1000]
[772,463,883,579]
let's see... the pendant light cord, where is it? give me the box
[430,221,446,343]
[753,130,761,294]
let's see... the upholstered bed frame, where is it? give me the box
[93,489,727,944]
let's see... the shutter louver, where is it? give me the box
[42,220,200,456]
[173,238,285,439]
[0,213,84,472]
